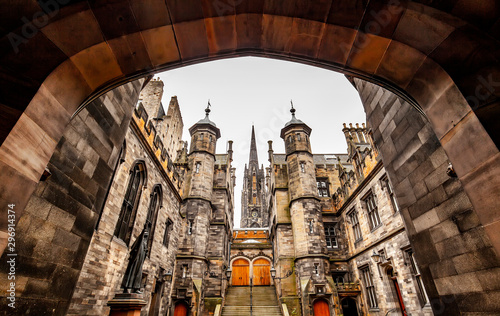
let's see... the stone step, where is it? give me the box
[222,306,282,316]
[223,286,281,316]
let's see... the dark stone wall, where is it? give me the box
[354,78,500,315]
[0,80,145,315]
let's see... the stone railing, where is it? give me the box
[336,282,361,292]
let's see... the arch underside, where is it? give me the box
[0,1,497,229]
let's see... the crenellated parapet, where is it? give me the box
[132,101,183,195]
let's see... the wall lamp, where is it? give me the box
[163,270,173,282]
[270,267,293,280]
[204,267,232,281]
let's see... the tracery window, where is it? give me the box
[114,162,146,244]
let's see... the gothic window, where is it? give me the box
[209,135,213,142]
[288,135,292,143]
[364,192,381,230]
[145,185,162,256]
[296,133,301,141]
[195,162,201,174]
[309,219,314,234]
[188,220,193,235]
[382,175,399,213]
[200,133,204,140]
[317,178,329,197]
[114,162,146,244]
[300,162,305,173]
[348,209,362,242]
[163,218,173,247]
[324,224,338,249]
[406,249,430,306]
[360,266,378,309]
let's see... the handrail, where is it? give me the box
[250,277,253,316]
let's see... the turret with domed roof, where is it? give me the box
[280,102,328,316]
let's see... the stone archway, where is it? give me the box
[0,1,499,315]
[313,298,330,316]
[174,301,189,316]
[340,297,359,316]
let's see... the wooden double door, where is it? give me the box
[231,258,271,286]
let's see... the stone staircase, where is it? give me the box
[222,286,282,316]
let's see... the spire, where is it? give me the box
[249,125,259,166]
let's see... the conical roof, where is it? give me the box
[189,102,221,138]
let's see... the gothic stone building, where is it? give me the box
[66,78,235,316]
[264,108,434,316]
[240,126,268,228]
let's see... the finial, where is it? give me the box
[205,100,211,117]
[290,100,296,117]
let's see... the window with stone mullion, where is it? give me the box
[361,267,378,309]
[383,177,399,213]
[365,193,381,229]
[114,164,144,244]
[316,178,329,197]
[349,210,362,242]
[324,224,338,249]
[407,250,430,306]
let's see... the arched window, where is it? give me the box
[145,184,162,256]
[114,162,146,244]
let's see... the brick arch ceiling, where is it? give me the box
[0,0,499,255]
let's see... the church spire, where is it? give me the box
[249,125,258,166]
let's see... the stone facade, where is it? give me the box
[65,79,235,316]
[67,78,184,316]
[352,78,500,315]
[266,107,436,316]
[0,78,146,315]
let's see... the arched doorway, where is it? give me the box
[341,297,359,316]
[173,301,188,316]
[387,268,407,316]
[313,299,330,316]
[252,258,271,286]
[232,258,250,286]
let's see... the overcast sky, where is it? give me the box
[157,57,366,228]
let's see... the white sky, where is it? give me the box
[157,57,366,228]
